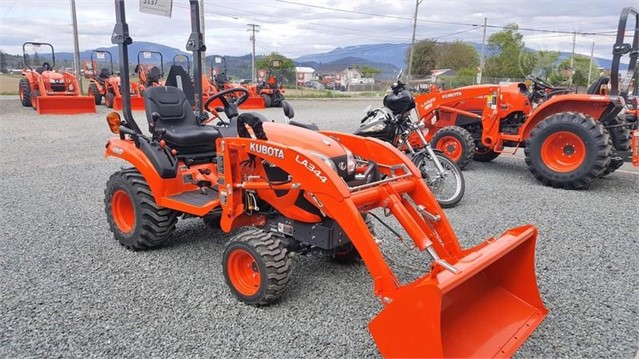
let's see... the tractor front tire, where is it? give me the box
[262,94,272,108]
[89,83,102,105]
[524,112,611,189]
[31,89,40,111]
[19,79,31,107]
[222,229,292,306]
[606,117,631,151]
[104,169,178,250]
[431,126,475,169]
[105,92,115,109]
[473,145,501,162]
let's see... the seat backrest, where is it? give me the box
[165,65,195,106]
[587,76,610,94]
[99,67,111,79]
[147,66,162,86]
[144,86,198,133]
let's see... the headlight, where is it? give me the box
[344,147,356,174]
[309,151,337,172]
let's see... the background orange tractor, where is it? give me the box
[19,42,95,115]
[413,8,638,189]
[86,50,144,110]
[103,1,548,357]
[202,55,265,109]
[135,50,165,91]
[256,59,286,107]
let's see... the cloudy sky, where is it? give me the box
[0,0,636,61]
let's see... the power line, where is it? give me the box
[273,0,617,37]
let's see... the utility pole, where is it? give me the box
[200,0,206,71]
[569,31,576,86]
[247,23,260,83]
[478,17,487,84]
[70,0,82,93]
[407,0,423,83]
[587,41,595,85]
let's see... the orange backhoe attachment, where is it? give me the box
[211,131,547,358]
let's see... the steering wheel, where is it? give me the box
[203,87,249,125]
[41,62,51,71]
[526,75,554,90]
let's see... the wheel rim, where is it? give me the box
[111,190,135,233]
[540,131,586,172]
[227,248,261,296]
[419,155,462,204]
[436,136,463,162]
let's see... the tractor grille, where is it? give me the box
[50,83,67,92]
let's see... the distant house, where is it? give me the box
[295,66,316,85]
[316,65,365,89]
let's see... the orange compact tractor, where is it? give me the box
[103,1,548,357]
[135,50,165,91]
[19,42,95,115]
[86,50,144,111]
[257,59,286,107]
[413,9,638,189]
[202,55,265,109]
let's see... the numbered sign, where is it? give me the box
[139,0,173,18]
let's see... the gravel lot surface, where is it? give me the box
[1,96,637,358]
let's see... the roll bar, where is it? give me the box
[610,7,638,98]
[111,0,205,134]
[22,42,55,71]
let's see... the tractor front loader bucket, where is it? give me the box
[239,96,266,109]
[369,225,546,358]
[113,96,145,111]
[35,95,96,115]
[221,130,547,358]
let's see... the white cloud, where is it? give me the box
[0,0,636,61]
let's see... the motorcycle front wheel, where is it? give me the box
[412,150,465,208]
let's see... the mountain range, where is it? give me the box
[13,40,627,79]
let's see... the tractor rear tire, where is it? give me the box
[89,83,102,105]
[601,129,624,177]
[222,229,292,306]
[473,145,501,162]
[104,169,178,250]
[524,112,611,189]
[431,126,475,169]
[105,92,115,109]
[333,214,376,264]
[31,89,40,111]
[262,94,272,108]
[606,118,631,151]
[19,79,31,107]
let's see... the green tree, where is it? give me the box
[0,51,7,73]
[355,64,382,78]
[531,50,560,78]
[552,56,600,87]
[256,52,296,84]
[484,24,534,78]
[406,39,438,76]
[438,41,479,71]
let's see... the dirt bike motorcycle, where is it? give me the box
[354,72,464,208]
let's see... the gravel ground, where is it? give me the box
[1,96,637,358]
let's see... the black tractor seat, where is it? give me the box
[144,86,221,156]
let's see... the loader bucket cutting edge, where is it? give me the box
[36,96,96,115]
[239,96,266,109]
[113,96,145,111]
[369,225,547,358]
